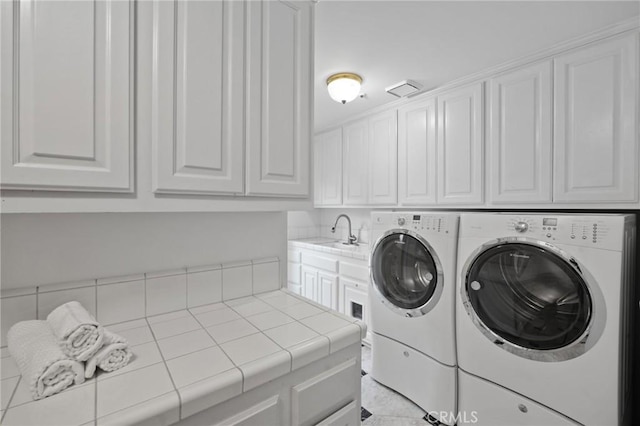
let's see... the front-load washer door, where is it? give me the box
[462,239,595,361]
[371,229,444,317]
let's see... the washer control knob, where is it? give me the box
[397,217,406,226]
[514,221,529,233]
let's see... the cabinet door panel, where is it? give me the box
[437,83,484,204]
[398,98,437,205]
[489,61,552,203]
[314,128,343,206]
[368,110,398,205]
[151,0,243,195]
[554,34,638,203]
[318,271,338,310]
[246,1,312,197]
[342,120,368,205]
[301,266,318,302]
[1,0,133,192]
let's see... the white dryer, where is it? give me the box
[370,211,459,424]
[456,213,636,426]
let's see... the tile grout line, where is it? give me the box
[1,375,21,423]
[94,373,98,426]
[145,317,182,421]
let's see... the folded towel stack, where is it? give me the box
[7,301,134,401]
[7,320,85,400]
[47,301,105,361]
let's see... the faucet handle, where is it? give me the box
[348,234,358,244]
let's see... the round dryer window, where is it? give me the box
[463,240,594,360]
[371,230,443,316]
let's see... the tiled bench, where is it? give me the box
[1,289,365,425]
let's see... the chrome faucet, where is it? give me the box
[331,214,358,245]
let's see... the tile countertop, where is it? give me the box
[288,238,370,261]
[0,290,366,426]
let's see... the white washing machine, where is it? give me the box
[456,213,636,426]
[370,211,459,424]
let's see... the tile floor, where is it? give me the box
[360,345,440,425]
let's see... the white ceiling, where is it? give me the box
[314,1,639,131]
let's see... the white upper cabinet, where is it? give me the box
[314,129,343,206]
[342,119,369,205]
[488,61,553,204]
[437,83,484,204]
[398,97,437,206]
[151,0,244,195]
[368,110,398,205]
[1,0,133,192]
[245,0,312,197]
[553,33,638,203]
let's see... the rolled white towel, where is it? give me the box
[8,320,85,400]
[46,301,104,361]
[85,329,133,378]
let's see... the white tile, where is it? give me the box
[97,280,145,325]
[1,376,19,410]
[263,322,319,348]
[245,310,294,331]
[0,287,37,298]
[147,310,190,324]
[116,325,154,346]
[188,302,227,315]
[38,279,95,293]
[97,273,145,286]
[97,363,174,418]
[1,356,19,380]
[289,336,331,371]
[96,392,179,426]
[223,295,257,307]
[107,318,148,333]
[326,324,362,353]
[252,261,280,294]
[96,341,162,380]
[240,351,291,392]
[193,307,240,327]
[157,329,215,360]
[222,260,252,269]
[226,299,273,318]
[254,290,283,300]
[277,302,324,320]
[187,264,221,274]
[220,333,281,366]
[149,315,201,340]
[145,274,187,316]
[187,269,222,308]
[260,292,305,309]
[205,319,259,344]
[166,347,235,389]
[145,268,185,280]
[1,295,36,347]
[300,312,352,334]
[222,265,252,301]
[178,369,242,420]
[37,287,96,319]
[2,380,95,426]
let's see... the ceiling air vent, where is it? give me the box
[385,80,422,98]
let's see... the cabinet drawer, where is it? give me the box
[316,401,358,426]
[302,253,338,273]
[340,261,369,283]
[291,358,359,426]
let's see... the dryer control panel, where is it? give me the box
[372,212,458,236]
[460,213,626,251]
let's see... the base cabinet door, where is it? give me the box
[553,33,638,203]
[301,266,318,302]
[1,0,133,192]
[317,271,338,310]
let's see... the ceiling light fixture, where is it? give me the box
[326,72,362,104]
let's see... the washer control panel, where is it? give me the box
[500,215,615,247]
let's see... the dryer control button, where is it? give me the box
[518,404,528,413]
[397,217,406,226]
[514,221,529,233]
[470,281,482,291]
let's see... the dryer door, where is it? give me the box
[371,229,444,317]
[462,239,595,361]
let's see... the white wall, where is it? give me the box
[1,212,287,289]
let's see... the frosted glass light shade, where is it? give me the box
[327,73,362,104]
